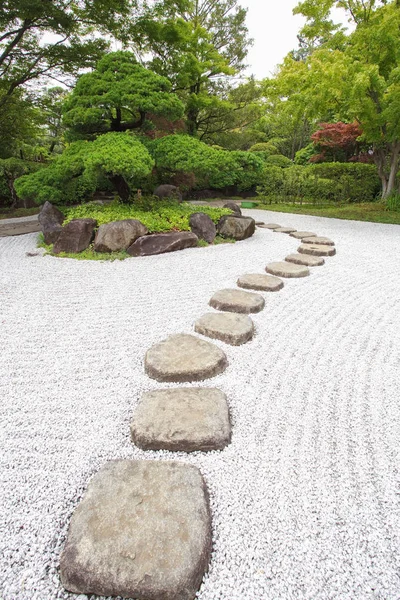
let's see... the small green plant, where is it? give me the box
[386,193,400,212]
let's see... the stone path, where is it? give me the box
[58,215,338,599]
[0,214,40,236]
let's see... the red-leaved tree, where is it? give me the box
[310,122,366,163]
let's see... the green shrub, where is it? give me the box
[386,193,400,211]
[248,142,279,155]
[306,162,380,202]
[294,144,315,165]
[265,154,293,168]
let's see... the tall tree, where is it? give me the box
[267,0,400,198]
[131,0,252,136]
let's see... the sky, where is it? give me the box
[242,0,306,79]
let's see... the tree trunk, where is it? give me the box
[110,175,131,203]
[374,143,400,199]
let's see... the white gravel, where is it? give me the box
[1,209,400,600]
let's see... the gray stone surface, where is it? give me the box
[38,201,65,244]
[60,460,212,600]
[209,288,265,314]
[53,219,97,254]
[265,261,310,278]
[289,231,317,239]
[285,253,325,267]
[94,219,148,252]
[217,215,255,240]
[237,273,284,292]
[222,201,242,215]
[258,223,281,230]
[274,227,297,233]
[127,232,198,257]
[145,334,227,382]
[0,216,40,237]
[195,312,254,345]
[131,388,231,451]
[302,236,335,246]
[298,243,336,257]
[256,221,265,226]
[154,184,182,202]
[189,212,216,243]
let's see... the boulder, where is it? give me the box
[154,184,182,202]
[94,219,148,252]
[38,201,65,244]
[131,388,231,452]
[223,201,241,215]
[53,219,97,254]
[60,460,212,600]
[127,232,198,257]
[189,212,216,244]
[217,215,255,240]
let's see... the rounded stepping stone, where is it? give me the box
[285,253,325,267]
[259,223,281,229]
[237,273,284,292]
[209,288,265,314]
[145,334,227,382]
[195,312,254,345]
[274,227,297,233]
[289,231,317,239]
[302,236,335,246]
[131,388,231,451]
[265,261,309,278]
[60,460,212,599]
[298,243,336,257]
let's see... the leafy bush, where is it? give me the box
[63,198,231,233]
[248,142,279,155]
[294,144,315,165]
[386,193,400,211]
[265,154,293,168]
[306,162,380,202]
[0,158,44,205]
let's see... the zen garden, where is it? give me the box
[1,0,400,599]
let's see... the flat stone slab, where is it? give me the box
[289,231,317,239]
[60,460,212,600]
[265,261,310,278]
[237,273,284,292]
[302,236,335,246]
[273,227,297,233]
[145,334,227,382]
[209,288,265,314]
[255,221,265,226]
[298,243,336,257]
[285,253,325,267]
[258,223,281,229]
[195,312,254,345]
[131,388,231,451]
[0,219,41,237]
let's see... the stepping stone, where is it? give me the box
[298,243,336,257]
[265,261,310,278]
[289,231,317,239]
[256,221,265,226]
[285,253,325,267]
[209,288,265,314]
[259,223,281,229]
[131,388,231,451]
[195,312,254,345]
[237,273,284,292]
[145,334,227,382]
[302,236,335,246]
[274,227,297,233]
[60,460,212,599]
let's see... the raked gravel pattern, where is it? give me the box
[1,209,400,600]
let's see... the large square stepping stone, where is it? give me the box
[289,231,317,239]
[209,288,265,313]
[298,243,336,257]
[145,334,227,382]
[302,236,335,246]
[195,312,254,345]
[131,388,231,451]
[258,223,280,229]
[60,460,212,600]
[237,273,284,292]
[285,253,325,267]
[265,261,309,278]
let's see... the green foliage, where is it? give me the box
[294,143,315,165]
[63,199,231,232]
[248,142,279,155]
[385,193,400,212]
[63,52,184,139]
[265,154,293,168]
[257,162,379,203]
[0,158,43,205]
[151,134,264,191]
[15,133,155,205]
